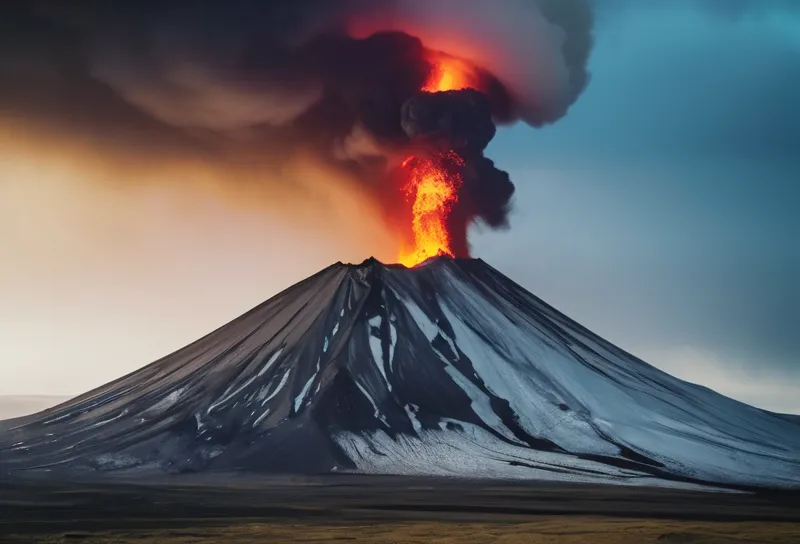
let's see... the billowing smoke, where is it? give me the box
[1,0,594,258]
[400,89,507,256]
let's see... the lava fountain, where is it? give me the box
[397,55,478,267]
[398,151,465,267]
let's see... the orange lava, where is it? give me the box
[422,55,476,93]
[398,152,464,267]
[395,53,477,267]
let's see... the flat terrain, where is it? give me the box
[2,475,798,543]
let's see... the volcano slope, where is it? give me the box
[1,257,798,489]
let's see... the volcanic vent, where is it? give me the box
[3,257,799,487]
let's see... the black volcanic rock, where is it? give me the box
[1,257,799,488]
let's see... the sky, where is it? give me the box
[1,1,798,413]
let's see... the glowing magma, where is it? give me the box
[398,152,464,267]
[422,55,476,93]
[397,54,478,267]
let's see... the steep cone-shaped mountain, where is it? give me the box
[2,257,798,488]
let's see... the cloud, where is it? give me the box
[0,0,596,259]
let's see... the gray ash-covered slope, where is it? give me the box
[2,257,799,488]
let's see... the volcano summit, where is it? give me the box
[2,257,798,489]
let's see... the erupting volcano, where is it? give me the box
[4,0,799,497]
[3,257,799,489]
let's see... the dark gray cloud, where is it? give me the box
[0,0,594,145]
[0,0,594,255]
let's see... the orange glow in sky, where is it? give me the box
[422,55,478,93]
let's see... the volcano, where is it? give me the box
[2,257,798,489]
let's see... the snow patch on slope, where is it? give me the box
[333,423,712,491]
[294,358,320,413]
[143,388,186,417]
[258,348,284,377]
[368,316,392,392]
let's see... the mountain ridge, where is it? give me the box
[2,257,798,489]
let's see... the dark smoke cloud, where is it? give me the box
[401,90,497,154]
[400,89,510,255]
[0,0,594,256]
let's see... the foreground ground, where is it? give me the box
[2,474,798,543]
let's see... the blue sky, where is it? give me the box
[473,0,799,411]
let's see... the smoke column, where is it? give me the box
[1,0,594,260]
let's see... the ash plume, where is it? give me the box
[0,0,594,256]
[401,89,497,154]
